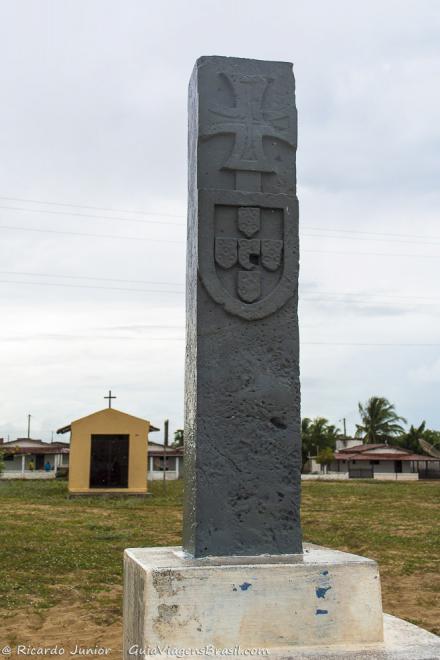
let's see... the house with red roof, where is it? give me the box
[309,437,440,480]
[0,437,69,479]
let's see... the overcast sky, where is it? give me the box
[1,0,439,442]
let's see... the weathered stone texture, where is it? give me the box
[183,56,301,557]
[124,545,385,653]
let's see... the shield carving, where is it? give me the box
[238,271,261,303]
[199,191,298,321]
[215,238,237,269]
[261,240,283,271]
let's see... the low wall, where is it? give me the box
[301,473,349,481]
[0,470,56,480]
[374,473,419,481]
[148,471,179,481]
[302,472,420,481]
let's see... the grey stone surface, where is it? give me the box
[183,55,301,558]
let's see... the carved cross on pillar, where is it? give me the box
[202,72,296,175]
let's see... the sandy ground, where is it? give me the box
[381,571,440,636]
[2,606,122,658]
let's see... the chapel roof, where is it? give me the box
[56,407,159,435]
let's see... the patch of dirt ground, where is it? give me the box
[2,603,123,659]
[381,572,440,636]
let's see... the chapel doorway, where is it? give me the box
[90,434,129,488]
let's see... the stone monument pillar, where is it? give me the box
[123,56,440,660]
[183,55,301,558]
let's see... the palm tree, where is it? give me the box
[398,421,426,453]
[301,417,340,467]
[356,396,406,443]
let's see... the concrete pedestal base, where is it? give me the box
[123,545,440,659]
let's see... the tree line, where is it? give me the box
[302,395,440,469]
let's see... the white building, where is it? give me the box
[308,439,440,480]
[0,438,69,479]
[147,440,184,480]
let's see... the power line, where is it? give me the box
[2,223,440,260]
[0,204,185,227]
[304,248,440,260]
[2,331,439,348]
[306,225,440,242]
[302,231,440,248]
[0,195,184,218]
[2,270,436,301]
[302,290,440,303]
[3,271,440,307]
[102,325,184,329]
[2,278,440,310]
[304,298,435,308]
[303,341,440,347]
[2,194,440,245]
[0,224,182,244]
[2,335,185,342]
[0,279,183,294]
[0,270,184,287]
[1,205,439,247]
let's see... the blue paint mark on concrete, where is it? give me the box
[321,570,329,576]
[316,609,328,615]
[239,582,252,591]
[316,586,331,599]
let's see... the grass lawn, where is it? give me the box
[0,479,438,655]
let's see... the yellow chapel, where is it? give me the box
[57,397,158,495]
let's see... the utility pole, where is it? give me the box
[27,414,31,439]
[51,431,54,444]
[163,419,169,492]
[342,418,347,437]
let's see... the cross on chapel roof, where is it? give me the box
[104,390,117,408]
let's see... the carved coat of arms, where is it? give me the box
[198,191,298,321]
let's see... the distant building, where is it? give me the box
[147,440,184,480]
[57,407,158,495]
[0,437,69,479]
[307,439,440,480]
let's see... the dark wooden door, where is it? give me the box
[90,435,129,488]
[35,455,45,470]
